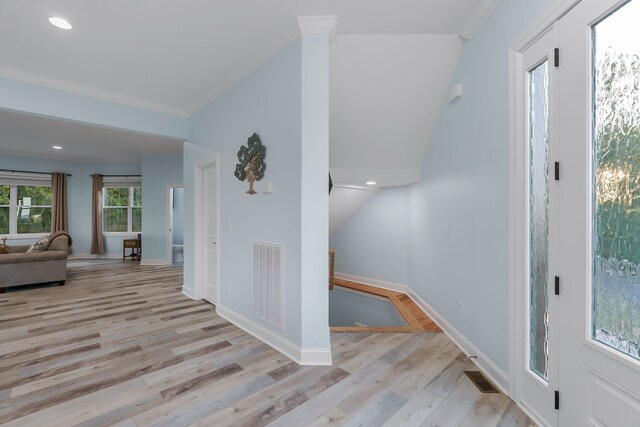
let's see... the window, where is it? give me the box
[0,183,52,236]
[103,187,142,233]
[0,185,9,234]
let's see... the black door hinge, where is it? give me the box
[555,390,560,410]
[555,276,560,295]
[554,48,560,67]
[554,162,560,180]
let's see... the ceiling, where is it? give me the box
[0,0,498,117]
[0,110,182,162]
[330,34,463,187]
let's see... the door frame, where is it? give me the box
[507,0,581,423]
[166,184,183,265]
[193,155,219,302]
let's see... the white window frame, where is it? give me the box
[102,177,142,236]
[0,172,52,239]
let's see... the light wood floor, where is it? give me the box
[0,261,535,426]
[331,278,441,333]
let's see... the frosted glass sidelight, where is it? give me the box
[529,61,550,380]
[592,0,640,361]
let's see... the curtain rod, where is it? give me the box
[0,169,72,177]
[90,174,141,177]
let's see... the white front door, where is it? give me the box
[518,26,560,427]
[559,0,640,424]
[202,163,218,305]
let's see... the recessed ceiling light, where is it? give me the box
[48,17,72,30]
[366,181,376,185]
[52,145,62,150]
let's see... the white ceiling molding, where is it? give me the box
[298,16,339,40]
[0,65,188,118]
[459,0,503,39]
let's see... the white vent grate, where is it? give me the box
[253,242,284,329]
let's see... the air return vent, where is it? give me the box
[464,371,499,393]
[253,242,284,329]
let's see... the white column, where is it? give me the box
[298,15,337,365]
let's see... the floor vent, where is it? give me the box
[464,371,500,393]
[253,242,284,329]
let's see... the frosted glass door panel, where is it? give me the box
[592,0,640,361]
[529,61,550,380]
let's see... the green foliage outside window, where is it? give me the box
[105,188,129,207]
[17,207,51,234]
[0,185,9,205]
[103,187,142,233]
[18,185,52,206]
[0,207,8,234]
[0,185,8,234]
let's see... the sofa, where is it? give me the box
[0,232,72,292]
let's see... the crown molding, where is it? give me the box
[0,148,142,164]
[459,0,502,40]
[0,65,188,118]
[297,16,338,40]
[185,30,300,116]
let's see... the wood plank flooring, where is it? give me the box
[331,279,441,333]
[0,261,535,426]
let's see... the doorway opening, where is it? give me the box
[169,187,184,264]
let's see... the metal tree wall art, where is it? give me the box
[234,133,266,195]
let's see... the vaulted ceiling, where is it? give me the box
[0,0,497,116]
[0,0,499,185]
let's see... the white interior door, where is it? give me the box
[518,26,559,427]
[202,163,218,305]
[559,0,640,424]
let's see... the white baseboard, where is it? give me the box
[140,259,171,266]
[181,287,197,300]
[68,254,121,259]
[216,305,332,366]
[334,272,510,395]
[335,272,410,294]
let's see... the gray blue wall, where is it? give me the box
[330,186,408,285]
[186,39,304,346]
[141,155,183,262]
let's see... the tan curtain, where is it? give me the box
[90,175,104,255]
[51,173,68,234]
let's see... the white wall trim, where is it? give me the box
[297,16,338,40]
[192,155,219,302]
[460,0,503,39]
[335,272,409,294]
[140,259,171,266]
[0,64,188,118]
[217,304,332,366]
[181,287,197,300]
[68,254,121,260]
[508,0,582,414]
[335,272,510,394]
